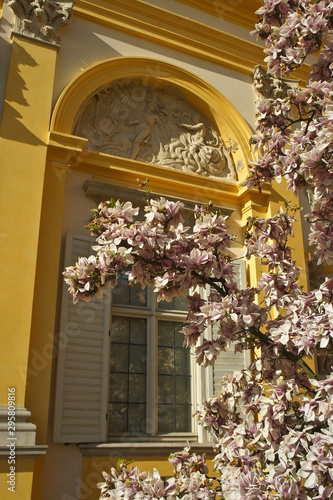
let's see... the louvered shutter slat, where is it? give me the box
[54,233,111,443]
[212,260,248,395]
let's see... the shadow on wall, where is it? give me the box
[0,42,45,145]
[0,9,13,125]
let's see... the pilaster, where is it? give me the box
[238,184,271,288]
[0,4,72,497]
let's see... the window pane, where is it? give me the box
[158,405,175,434]
[109,306,192,436]
[158,321,174,346]
[158,294,188,311]
[130,318,147,345]
[130,286,148,307]
[157,320,192,434]
[175,349,190,375]
[158,404,191,434]
[175,326,185,347]
[176,405,192,432]
[158,347,174,374]
[112,278,129,305]
[158,321,184,347]
[128,374,146,403]
[108,403,127,433]
[176,376,191,404]
[111,316,129,343]
[158,375,174,404]
[109,316,147,435]
[128,404,146,433]
[129,345,147,373]
[113,275,147,307]
[110,344,128,372]
[110,374,128,402]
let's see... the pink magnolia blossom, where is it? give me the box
[64,2,333,497]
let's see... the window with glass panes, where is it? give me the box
[108,275,191,436]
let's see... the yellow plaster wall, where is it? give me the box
[267,181,316,374]
[25,162,68,444]
[0,2,317,500]
[0,34,60,500]
[267,180,308,290]
[0,35,58,404]
[0,458,34,500]
[71,0,310,85]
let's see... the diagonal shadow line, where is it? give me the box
[1,103,45,145]
[0,43,46,145]
[6,42,39,107]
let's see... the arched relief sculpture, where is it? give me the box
[73,78,237,180]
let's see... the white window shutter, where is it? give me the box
[212,260,249,395]
[54,233,111,443]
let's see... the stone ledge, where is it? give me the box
[79,441,214,457]
[0,445,48,459]
[11,31,60,49]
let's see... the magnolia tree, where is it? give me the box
[64,1,333,498]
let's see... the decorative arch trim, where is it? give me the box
[51,57,255,180]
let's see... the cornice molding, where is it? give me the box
[175,0,262,30]
[73,0,309,84]
[47,133,241,206]
[0,445,48,458]
[48,130,88,151]
[83,179,234,217]
[47,131,270,212]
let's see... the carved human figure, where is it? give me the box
[169,118,226,176]
[129,99,165,160]
[178,120,207,173]
[74,79,236,180]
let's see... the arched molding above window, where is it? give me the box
[50,57,255,183]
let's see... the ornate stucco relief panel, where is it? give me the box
[8,0,73,45]
[73,78,237,180]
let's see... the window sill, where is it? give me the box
[107,433,198,443]
[78,441,214,457]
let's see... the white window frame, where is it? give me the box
[109,286,199,442]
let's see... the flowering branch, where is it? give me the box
[64,1,333,498]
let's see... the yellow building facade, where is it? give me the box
[0,1,311,499]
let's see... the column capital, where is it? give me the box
[8,0,73,46]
